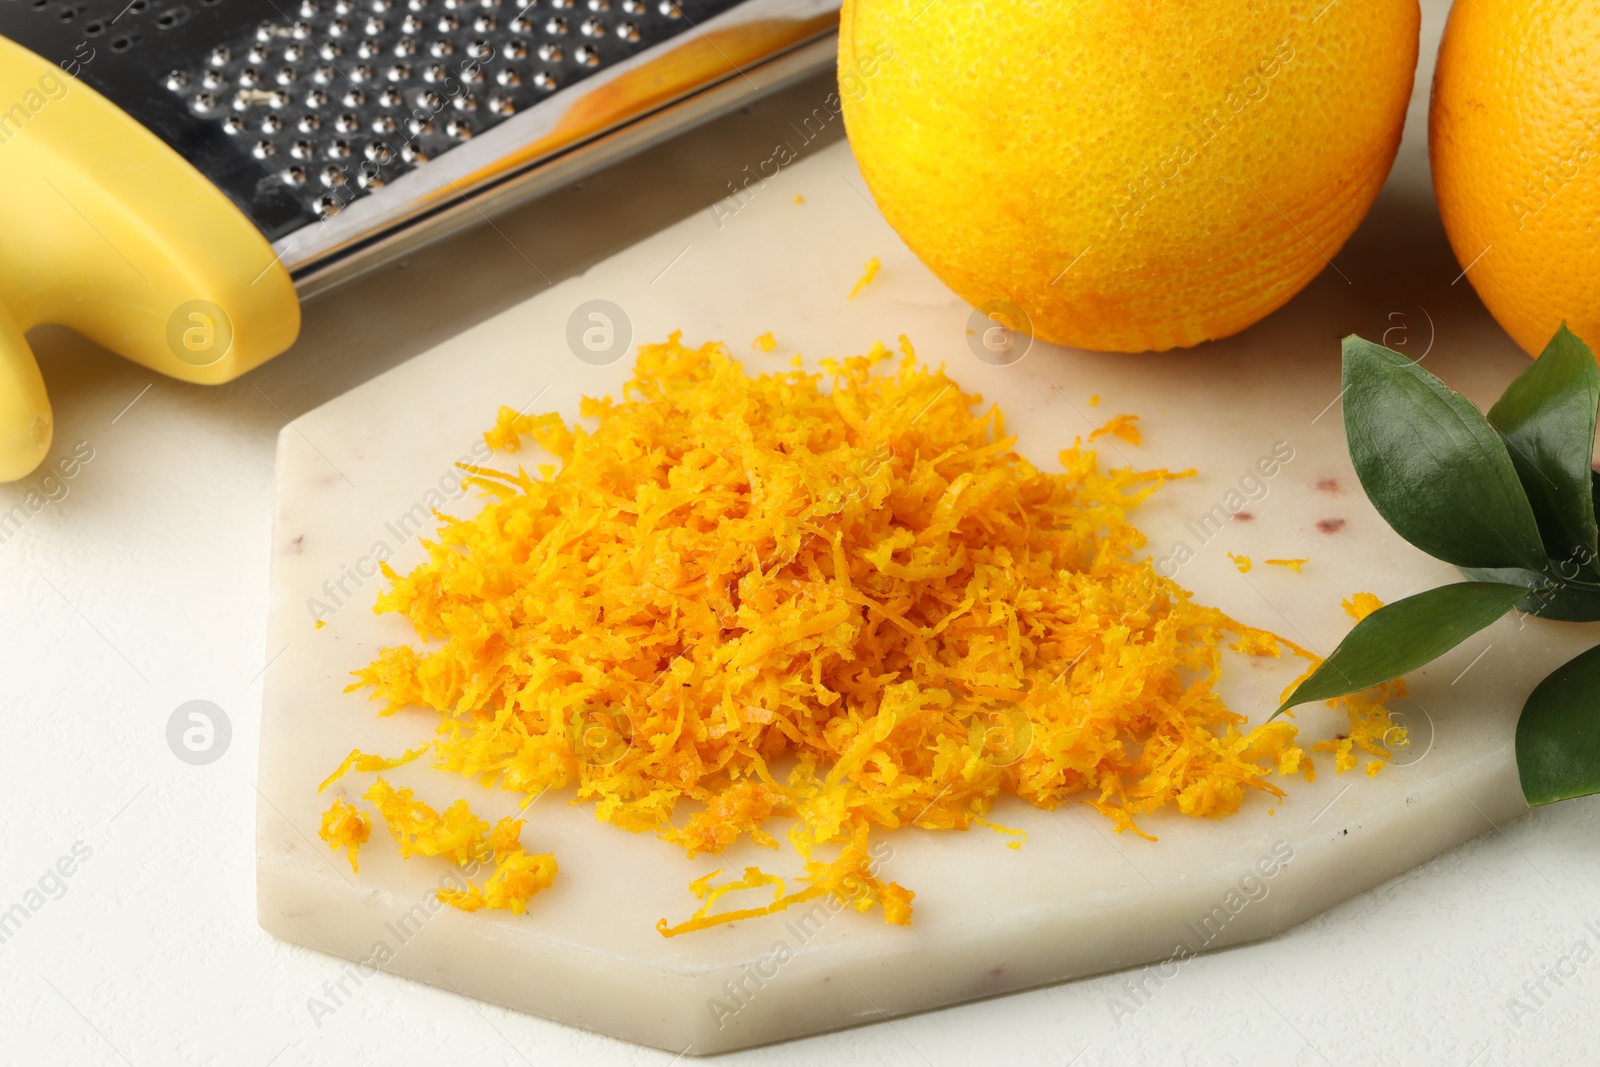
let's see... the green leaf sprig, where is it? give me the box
[1278,324,1600,807]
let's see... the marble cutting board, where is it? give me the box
[257,135,1600,1054]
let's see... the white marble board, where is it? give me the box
[257,135,1600,1054]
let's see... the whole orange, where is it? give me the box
[839,0,1420,353]
[1430,0,1600,357]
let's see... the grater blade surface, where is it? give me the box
[1,0,823,249]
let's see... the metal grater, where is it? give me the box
[2,0,837,284]
[0,0,837,479]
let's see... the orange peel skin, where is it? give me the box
[343,333,1390,932]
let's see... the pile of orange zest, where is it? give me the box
[1342,591,1384,622]
[1088,413,1142,447]
[1266,558,1309,573]
[344,332,1390,934]
[318,744,430,792]
[753,331,777,352]
[1227,552,1253,574]
[847,257,881,299]
[318,797,371,873]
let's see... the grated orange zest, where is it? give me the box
[1343,591,1384,622]
[318,744,430,792]
[848,257,881,299]
[338,332,1393,932]
[1088,413,1142,446]
[318,797,371,873]
[437,817,558,916]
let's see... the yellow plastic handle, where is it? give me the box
[0,37,301,481]
[0,302,50,480]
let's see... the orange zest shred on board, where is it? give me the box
[321,776,559,914]
[753,331,777,352]
[327,331,1395,934]
[436,815,558,916]
[847,257,881,300]
[1087,413,1141,447]
[1266,558,1309,573]
[318,797,371,873]
[1312,680,1407,774]
[1227,552,1253,574]
[1343,591,1384,621]
[318,744,430,792]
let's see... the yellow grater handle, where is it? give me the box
[0,37,301,481]
[0,301,50,480]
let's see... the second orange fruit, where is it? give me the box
[1431,0,1600,358]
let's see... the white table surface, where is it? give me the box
[5,1,1599,1063]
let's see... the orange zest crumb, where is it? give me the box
[793,194,805,204]
[1266,558,1309,573]
[318,797,371,873]
[1087,394,1101,407]
[1227,552,1253,574]
[973,816,1027,848]
[359,778,558,913]
[847,257,881,299]
[314,619,326,631]
[1088,413,1142,446]
[752,331,777,352]
[437,849,558,916]
[1343,591,1384,622]
[364,777,492,865]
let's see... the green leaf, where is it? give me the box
[1517,644,1600,805]
[1342,335,1549,572]
[1276,582,1528,713]
[1487,323,1600,577]
[1459,565,1600,622]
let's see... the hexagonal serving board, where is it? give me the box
[258,137,1599,1054]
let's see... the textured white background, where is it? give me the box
[5,0,1599,1063]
